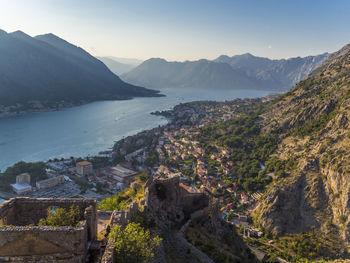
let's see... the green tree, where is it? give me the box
[225,211,233,221]
[109,222,162,263]
[38,205,81,227]
[0,161,47,191]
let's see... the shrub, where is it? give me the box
[38,205,81,227]
[109,222,162,263]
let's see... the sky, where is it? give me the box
[0,0,349,61]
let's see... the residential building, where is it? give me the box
[76,161,93,176]
[109,165,138,183]
[11,173,32,195]
[36,175,65,190]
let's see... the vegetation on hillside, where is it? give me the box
[185,219,253,263]
[251,44,350,261]
[98,175,147,211]
[109,222,162,263]
[245,231,330,263]
[0,161,47,191]
[196,108,279,193]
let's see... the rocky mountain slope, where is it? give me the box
[121,53,328,91]
[215,52,329,90]
[254,43,350,257]
[0,30,160,107]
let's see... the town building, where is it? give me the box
[76,161,93,176]
[36,175,65,190]
[109,165,138,183]
[11,173,32,195]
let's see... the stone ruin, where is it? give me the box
[101,175,210,263]
[0,197,97,263]
[145,175,209,228]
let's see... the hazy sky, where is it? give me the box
[1,0,349,61]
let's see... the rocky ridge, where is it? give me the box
[254,43,350,257]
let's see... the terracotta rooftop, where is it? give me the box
[76,161,92,166]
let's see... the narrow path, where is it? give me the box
[156,221,214,263]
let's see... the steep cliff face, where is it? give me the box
[255,44,350,254]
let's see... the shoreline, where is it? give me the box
[0,92,278,172]
[0,93,165,119]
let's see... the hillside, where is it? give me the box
[121,53,328,91]
[0,30,160,109]
[251,44,350,257]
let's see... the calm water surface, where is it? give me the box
[0,88,277,171]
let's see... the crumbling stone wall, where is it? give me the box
[146,176,209,226]
[0,223,88,262]
[101,239,116,263]
[0,198,97,263]
[0,198,96,225]
[101,176,210,262]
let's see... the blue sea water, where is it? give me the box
[0,88,277,171]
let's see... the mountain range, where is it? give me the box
[121,53,329,91]
[0,30,160,108]
[97,56,142,75]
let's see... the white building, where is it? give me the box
[109,165,138,183]
[11,173,32,195]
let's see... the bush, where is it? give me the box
[38,205,81,227]
[98,184,145,211]
[109,222,162,263]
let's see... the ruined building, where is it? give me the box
[0,198,97,263]
[102,175,252,263]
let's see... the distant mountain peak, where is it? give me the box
[10,30,32,39]
[36,33,65,41]
[216,54,230,59]
[145,58,168,64]
[35,33,71,46]
[148,57,167,62]
[241,52,254,57]
[11,30,27,35]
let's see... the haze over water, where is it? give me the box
[0,88,276,171]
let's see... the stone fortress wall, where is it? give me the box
[101,175,210,263]
[146,175,209,225]
[0,197,97,263]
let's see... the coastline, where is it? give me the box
[0,90,278,172]
[0,92,165,119]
